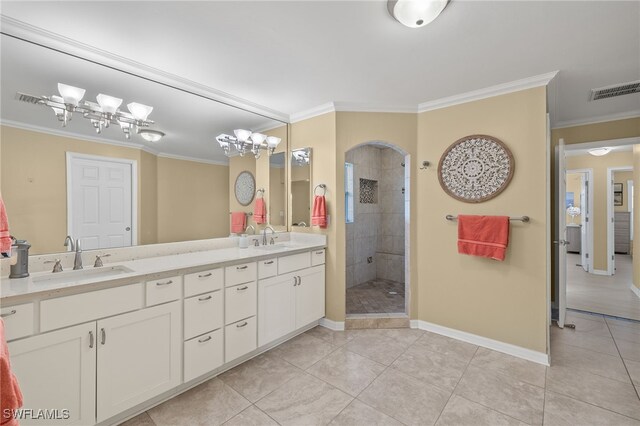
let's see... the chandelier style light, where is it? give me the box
[216,129,281,159]
[16,83,164,142]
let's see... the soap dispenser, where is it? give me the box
[238,234,249,249]
[9,240,31,278]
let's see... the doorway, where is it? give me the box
[344,142,410,318]
[66,152,137,250]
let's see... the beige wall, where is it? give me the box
[634,145,640,290]
[156,157,229,243]
[269,166,285,226]
[1,125,231,254]
[229,155,257,232]
[418,87,548,353]
[566,152,633,271]
[614,171,633,213]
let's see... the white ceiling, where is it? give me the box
[1,1,639,151]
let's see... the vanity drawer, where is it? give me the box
[41,284,143,332]
[146,275,182,307]
[258,258,277,279]
[225,316,256,362]
[311,249,326,266]
[278,252,311,275]
[184,329,223,382]
[225,262,257,287]
[1,303,34,341]
[225,282,257,325]
[184,268,223,298]
[184,290,223,340]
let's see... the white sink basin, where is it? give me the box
[254,244,289,252]
[32,265,134,285]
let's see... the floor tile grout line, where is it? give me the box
[604,318,640,401]
[541,368,548,426]
[544,389,640,423]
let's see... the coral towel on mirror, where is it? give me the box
[254,198,266,224]
[311,195,327,228]
[457,215,510,261]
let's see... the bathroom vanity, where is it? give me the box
[0,233,326,425]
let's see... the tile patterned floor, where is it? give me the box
[346,279,405,314]
[122,311,640,425]
[567,253,640,321]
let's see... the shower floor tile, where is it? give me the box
[346,279,405,314]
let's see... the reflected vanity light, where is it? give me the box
[138,129,165,143]
[15,83,161,141]
[216,130,281,159]
[588,147,612,156]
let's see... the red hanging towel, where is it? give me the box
[311,195,327,228]
[254,198,266,224]
[457,215,510,261]
[0,319,23,426]
[0,195,11,254]
[230,212,246,234]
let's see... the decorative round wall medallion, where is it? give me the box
[235,171,256,206]
[438,135,514,203]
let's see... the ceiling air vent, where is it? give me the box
[590,81,640,101]
[15,92,43,104]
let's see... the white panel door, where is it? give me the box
[295,266,326,328]
[8,323,96,426]
[69,154,133,250]
[258,273,296,346]
[580,175,590,272]
[557,138,567,328]
[96,301,181,423]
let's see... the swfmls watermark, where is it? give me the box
[3,408,70,420]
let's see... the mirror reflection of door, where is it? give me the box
[269,152,286,226]
[291,148,311,227]
[67,153,135,250]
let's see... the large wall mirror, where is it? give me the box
[0,34,288,255]
[290,148,311,227]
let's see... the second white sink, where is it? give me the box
[32,265,134,285]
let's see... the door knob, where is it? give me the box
[553,240,569,246]
[125,227,131,231]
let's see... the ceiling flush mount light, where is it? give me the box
[216,130,281,159]
[388,0,449,28]
[588,147,612,156]
[15,84,162,141]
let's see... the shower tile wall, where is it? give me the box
[345,146,404,288]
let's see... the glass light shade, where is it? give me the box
[139,129,164,143]
[57,83,85,106]
[96,94,123,114]
[250,132,267,145]
[266,136,281,148]
[216,134,231,148]
[50,95,65,115]
[127,102,153,121]
[234,129,252,142]
[392,0,448,28]
[588,147,612,156]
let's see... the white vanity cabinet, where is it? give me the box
[258,262,325,347]
[9,322,96,426]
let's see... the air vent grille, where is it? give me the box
[590,81,640,101]
[15,92,43,104]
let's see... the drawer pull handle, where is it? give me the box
[156,280,173,286]
[297,276,302,286]
[198,295,212,301]
[198,273,213,278]
[101,328,106,345]
[236,265,248,270]
[293,276,299,286]
[237,286,249,291]
[236,321,248,328]
[0,310,16,318]
[89,331,94,349]
[198,336,212,343]
[264,261,274,265]
[316,251,323,255]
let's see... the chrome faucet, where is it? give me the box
[262,225,275,246]
[64,235,75,252]
[73,239,83,270]
[245,224,256,235]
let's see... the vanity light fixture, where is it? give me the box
[15,83,162,142]
[387,0,449,28]
[216,129,281,159]
[588,147,612,156]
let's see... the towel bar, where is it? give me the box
[314,184,327,196]
[445,215,530,223]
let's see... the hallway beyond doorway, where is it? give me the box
[567,253,640,321]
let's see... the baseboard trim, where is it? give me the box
[412,320,550,366]
[631,284,640,299]
[592,269,609,276]
[319,317,345,331]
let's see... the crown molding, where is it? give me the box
[0,119,159,155]
[156,152,229,166]
[0,15,289,123]
[418,71,559,113]
[290,102,336,123]
[251,121,288,133]
[552,110,640,130]
[333,102,417,114]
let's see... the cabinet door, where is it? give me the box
[295,266,326,328]
[258,274,296,346]
[96,301,181,423]
[8,323,96,425]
